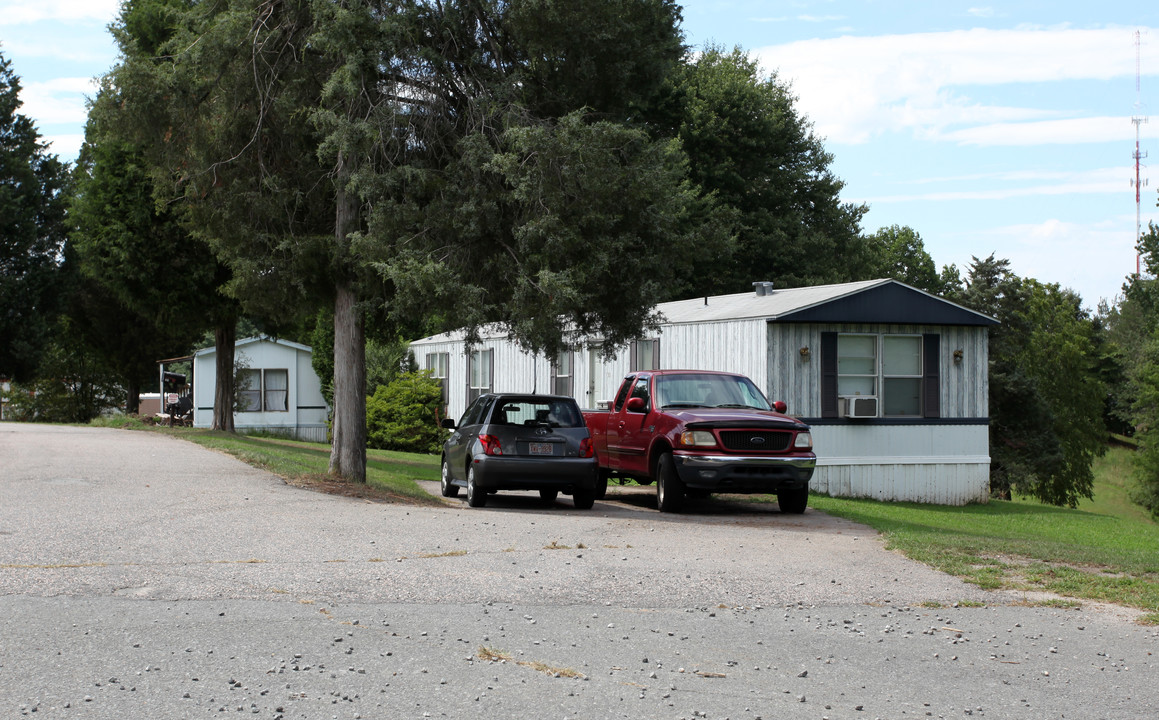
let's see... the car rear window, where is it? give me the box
[488,399,583,428]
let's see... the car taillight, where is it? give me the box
[579,437,594,458]
[479,434,503,456]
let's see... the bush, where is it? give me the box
[366,370,448,454]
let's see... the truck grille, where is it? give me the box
[718,430,792,452]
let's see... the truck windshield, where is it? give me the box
[654,374,772,411]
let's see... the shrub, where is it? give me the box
[366,370,448,454]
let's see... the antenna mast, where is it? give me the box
[1133,30,1149,276]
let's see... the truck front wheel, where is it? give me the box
[595,470,610,500]
[656,453,685,513]
[778,486,808,514]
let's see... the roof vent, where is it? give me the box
[752,281,775,297]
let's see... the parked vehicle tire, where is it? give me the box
[466,466,487,507]
[778,486,808,514]
[572,488,596,510]
[595,470,610,500]
[656,453,684,513]
[539,489,559,505]
[440,459,460,498]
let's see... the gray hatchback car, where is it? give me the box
[440,394,598,508]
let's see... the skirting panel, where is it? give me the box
[811,462,990,505]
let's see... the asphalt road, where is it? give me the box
[1,422,1155,719]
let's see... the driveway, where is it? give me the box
[2,422,1155,719]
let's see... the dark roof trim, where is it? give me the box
[770,281,998,326]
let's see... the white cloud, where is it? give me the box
[860,166,1127,203]
[0,0,119,25]
[967,8,996,18]
[954,218,1140,305]
[42,133,85,162]
[753,26,1159,144]
[20,78,97,124]
[941,116,1159,146]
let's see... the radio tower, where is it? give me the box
[1133,30,1149,276]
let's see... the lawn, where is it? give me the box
[811,446,1159,622]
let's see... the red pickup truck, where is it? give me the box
[583,370,815,513]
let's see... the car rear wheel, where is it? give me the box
[539,489,558,505]
[466,466,487,507]
[572,488,595,509]
[778,486,808,514]
[440,459,460,498]
[656,453,684,513]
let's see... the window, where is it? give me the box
[468,349,493,403]
[827,333,931,418]
[426,352,450,407]
[882,336,922,416]
[237,369,261,412]
[552,350,573,396]
[489,398,583,428]
[237,369,288,413]
[264,369,288,411]
[612,375,635,412]
[627,377,651,411]
[837,335,877,397]
[629,339,659,371]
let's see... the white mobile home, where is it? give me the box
[192,337,330,442]
[410,279,997,505]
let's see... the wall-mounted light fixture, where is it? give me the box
[799,346,811,361]
[953,349,964,364]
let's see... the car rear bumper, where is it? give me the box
[470,456,598,492]
[672,452,815,493]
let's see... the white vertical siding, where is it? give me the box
[657,319,769,393]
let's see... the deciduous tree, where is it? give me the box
[648,45,867,296]
[952,255,1105,507]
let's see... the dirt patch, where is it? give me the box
[282,473,442,506]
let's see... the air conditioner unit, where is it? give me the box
[839,396,878,419]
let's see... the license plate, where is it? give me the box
[529,442,555,456]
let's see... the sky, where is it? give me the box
[2,1,1157,310]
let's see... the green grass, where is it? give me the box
[167,428,440,504]
[810,447,1159,621]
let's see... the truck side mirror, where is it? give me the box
[626,396,647,413]
[773,400,787,414]
[441,418,456,429]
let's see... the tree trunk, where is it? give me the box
[328,281,366,482]
[125,377,141,415]
[212,323,236,432]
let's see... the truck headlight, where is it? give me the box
[794,432,812,450]
[679,430,717,447]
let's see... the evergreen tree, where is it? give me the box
[0,52,70,381]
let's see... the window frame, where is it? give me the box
[831,332,931,419]
[551,350,573,397]
[236,368,289,413]
[629,338,660,371]
[263,368,289,412]
[237,369,262,413]
[467,349,493,403]
[426,352,450,408]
